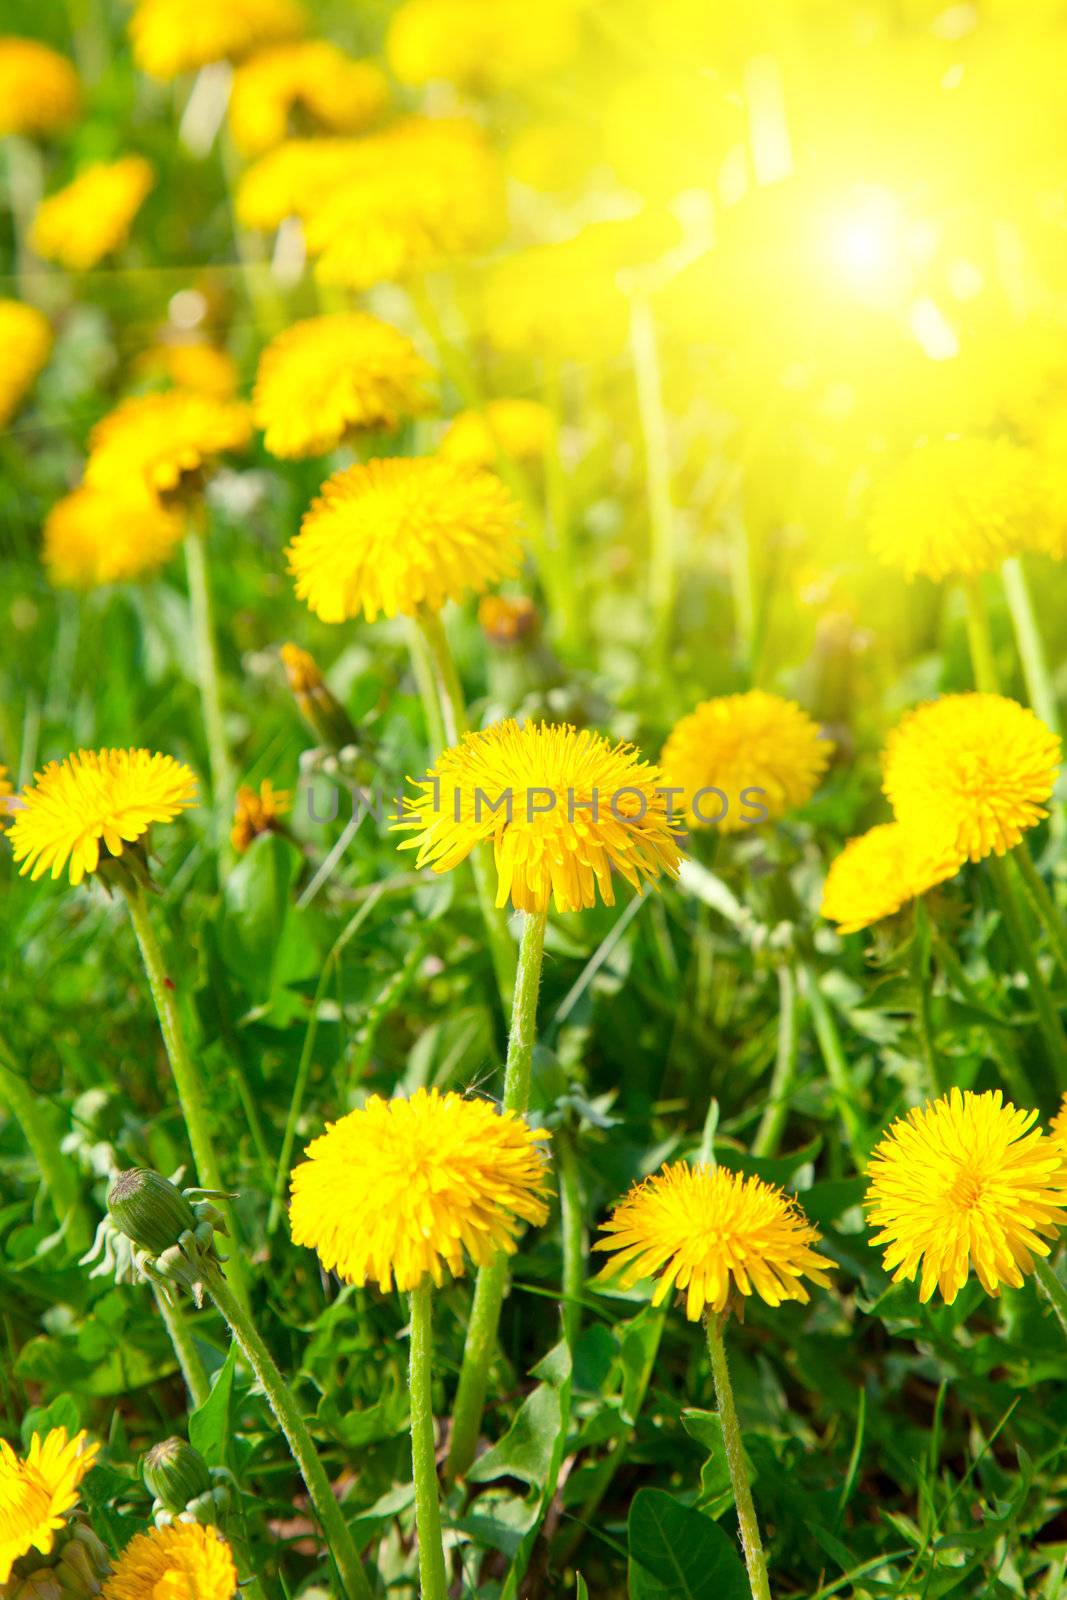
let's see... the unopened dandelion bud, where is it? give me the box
[280,642,359,751]
[108,1169,198,1257]
[53,1521,110,1595]
[144,1438,213,1514]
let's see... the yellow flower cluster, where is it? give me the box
[230,40,387,154]
[87,390,252,498]
[128,0,305,79]
[43,486,184,589]
[32,157,155,272]
[439,399,554,470]
[386,0,580,92]
[0,36,79,136]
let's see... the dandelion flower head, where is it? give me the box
[820,822,963,934]
[230,40,387,154]
[86,390,252,498]
[397,719,683,915]
[870,436,1040,582]
[439,399,554,470]
[287,456,522,623]
[0,1428,99,1584]
[129,0,305,79]
[231,779,290,853]
[135,340,240,400]
[865,1088,1067,1303]
[235,138,369,231]
[102,1520,237,1600]
[595,1161,833,1320]
[883,693,1061,861]
[290,1088,550,1292]
[386,0,580,92]
[0,299,52,429]
[254,312,433,459]
[43,486,184,589]
[7,748,197,886]
[0,37,79,137]
[31,157,154,272]
[660,690,833,832]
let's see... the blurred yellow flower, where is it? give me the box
[866,1088,1067,1304]
[439,399,554,470]
[397,719,682,914]
[660,690,832,832]
[305,118,504,290]
[0,299,52,429]
[86,390,252,497]
[595,1162,833,1320]
[0,765,12,828]
[103,1521,237,1600]
[8,748,197,886]
[43,485,183,588]
[478,594,537,645]
[128,0,305,79]
[291,1088,550,1292]
[0,37,79,137]
[820,822,963,934]
[870,436,1040,582]
[287,456,522,623]
[254,312,433,458]
[31,157,154,272]
[135,340,240,400]
[387,0,579,91]
[883,693,1061,861]
[0,1428,99,1584]
[231,779,290,853]
[230,40,387,154]
[235,137,367,231]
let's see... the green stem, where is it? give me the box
[987,852,1067,1098]
[557,1130,585,1353]
[445,909,548,1482]
[184,527,235,810]
[152,1283,210,1408]
[753,964,800,1158]
[911,900,944,1097]
[206,1268,374,1600]
[963,576,999,695]
[123,886,249,1305]
[407,617,449,754]
[1034,1256,1067,1339]
[1013,841,1067,982]
[629,295,676,673]
[411,608,517,1013]
[797,958,865,1156]
[1001,557,1060,733]
[541,359,579,652]
[409,1282,448,1600]
[705,1314,772,1600]
[0,1048,91,1250]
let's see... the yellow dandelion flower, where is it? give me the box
[0,37,79,138]
[439,399,554,470]
[7,749,197,887]
[43,485,184,588]
[870,436,1040,582]
[0,1428,99,1584]
[883,693,1061,862]
[865,1088,1067,1304]
[128,0,305,80]
[102,1520,237,1600]
[86,390,252,498]
[478,594,537,646]
[287,456,522,624]
[305,118,504,291]
[290,1088,550,1292]
[254,313,433,459]
[231,779,290,853]
[31,157,154,273]
[386,0,579,92]
[0,299,52,429]
[660,690,833,833]
[230,41,387,155]
[397,719,682,915]
[135,340,240,400]
[595,1162,833,1321]
[820,822,964,934]
[235,138,368,231]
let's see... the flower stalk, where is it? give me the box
[963,576,999,695]
[1034,1256,1067,1338]
[408,1282,449,1600]
[1001,556,1060,734]
[705,1313,772,1600]
[986,852,1067,1098]
[446,908,548,1481]
[753,964,801,1158]
[184,521,234,810]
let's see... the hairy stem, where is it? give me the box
[705,1314,772,1600]
[409,1282,448,1600]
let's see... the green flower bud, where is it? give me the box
[8,1521,110,1599]
[143,1437,213,1514]
[107,1170,198,1256]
